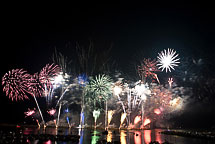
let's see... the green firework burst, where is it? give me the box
[85,74,113,103]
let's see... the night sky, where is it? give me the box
[1,3,215,126]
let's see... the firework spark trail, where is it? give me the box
[54,120,57,127]
[132,94,137,108]
[44,84,48,100]
[79,112,85,128]
[46,74,64,105]
[143,118,151,126]
[134,116,141,125]
[66,117,71,127]
[107,110,114,127]
[2,69,31,101]
[134,83,151,109]
[57,103,62,127]
[113,85,127,117]
[25,73,47,126]
[116,95,126,114]
[32,94,45,126]
[46,85,55,105]
[120,113,127,127]
[56,85,71,106]
[154,74,160,84]
[93,110,100,127]
[127,88,131,111]
[49,86,55,104]
[157,48,180,72]
[36,119,40,128]
[116,94,128,125]
[47,86,52,104]
[168,78,173,88]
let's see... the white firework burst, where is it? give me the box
[157,48,180,72]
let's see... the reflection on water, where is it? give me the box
[79,129,84,144]
[43,140,52,144]
[144,130,151,144]
[133,130,161,144]
[107,130,112,142]
[91,130,100,144]
[134,131,141,144]
[19,127,215,144]
[120,130,127,144]
[155,129,162,143]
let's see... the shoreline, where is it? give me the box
[161,129,215,140]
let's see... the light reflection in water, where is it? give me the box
[22,128,215,144]
[43,140,52,144]
[91,130,100,144]
[107,130,112,142]
[120,130,127,144]
[79,129,84,144]
[155,129,162,144]
[134,131,141,144]
[144,130,151,144]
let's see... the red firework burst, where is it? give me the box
[27,73,44,97]
[2,69,31,101]
[47,108,56,116]
[138,58,159,82]
[24,108,36,117]
[39,63,61,87]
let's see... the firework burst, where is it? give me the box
[93,109,100,126]
[39,63,61,88]
[138,58,160,82]
[143,118,151,126]
[157,48,180,72]
[27,73,44,97]
[85,74,112,101]
[47,108,56,116]
[78,74,88,87]
[134,116,141,125]
[39,64,61,104]
[108,110,115,126]
[24,108,36,117]
[2,69,31,101]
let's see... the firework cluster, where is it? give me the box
[3,47,212,129]
[2,69,31,101]
[2,64,61,100]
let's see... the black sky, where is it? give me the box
[1,3,215,124]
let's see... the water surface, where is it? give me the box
[1,126,214,144]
